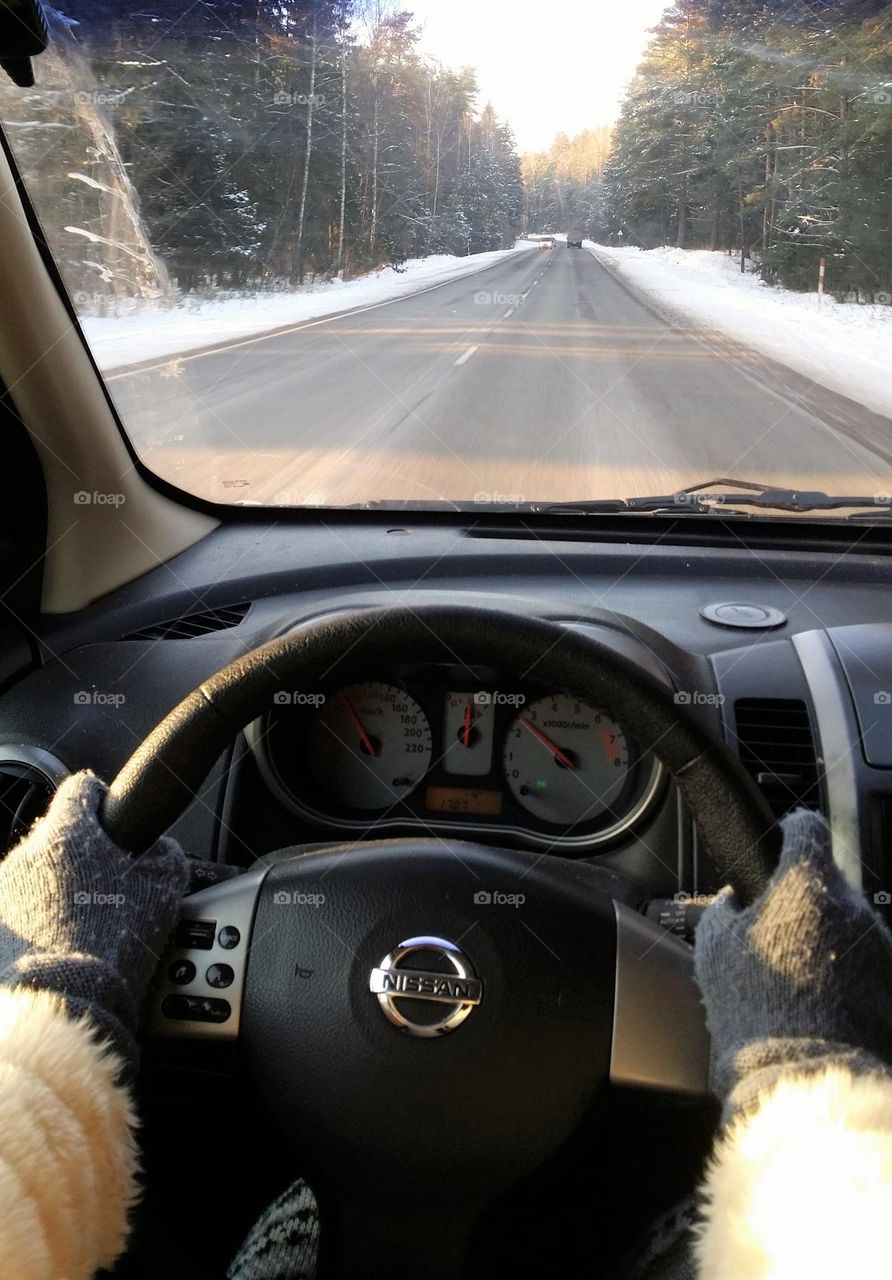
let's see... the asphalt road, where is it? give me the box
[108,246,892,507]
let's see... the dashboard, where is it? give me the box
[6,516,892,907]
[246,665,664,853]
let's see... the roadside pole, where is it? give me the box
[818,256,825,305]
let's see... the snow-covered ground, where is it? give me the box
[587,243,892,420]
[82,245,534,372]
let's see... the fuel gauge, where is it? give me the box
[442,692,495,776]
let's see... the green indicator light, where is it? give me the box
[535,778,548,790]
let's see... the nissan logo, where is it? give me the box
[369,936,483,1037]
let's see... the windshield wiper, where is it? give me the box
[540,477,892,519]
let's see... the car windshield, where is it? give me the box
[0,0,890,514]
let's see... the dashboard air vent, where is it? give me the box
[733,698,821,817]
[0,762,56,858]
[123,602,251,642]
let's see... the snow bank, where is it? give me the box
[587,243,892,420]
[84,245,534,372]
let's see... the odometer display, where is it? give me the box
[503,695,632,826]
[308,681,432,811]
[425,785,503,816]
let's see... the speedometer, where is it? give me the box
[308,681,432,811]
[502,695,631,826]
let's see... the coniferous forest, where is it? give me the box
[0,0,888,303]
[1,2,524,298]
[600,0,892,296]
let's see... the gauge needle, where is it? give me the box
[462,697,473,748]
[521,719,576,769]
[342,696,378,757]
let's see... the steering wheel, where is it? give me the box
[101,605,778,1279]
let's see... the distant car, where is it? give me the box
[566,237,583,248]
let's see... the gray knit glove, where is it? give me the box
[0,770,189,1072]
[694,807,892,1122]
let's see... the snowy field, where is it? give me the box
[81,246,535,373]
[587,244,892,421]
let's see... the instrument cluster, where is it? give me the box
[249,666,665,854]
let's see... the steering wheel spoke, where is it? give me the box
[148,868,265,1041]
[611,902,710,1094]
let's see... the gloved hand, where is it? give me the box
[694,807,892,1122]
[0,770,189,1073]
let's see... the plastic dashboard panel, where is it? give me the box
[711,623,892,901]
[1,519,892,891]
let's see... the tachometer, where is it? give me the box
[308,682,432,811]
[502,695,631,826]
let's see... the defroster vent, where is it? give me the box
[123,602,251,642]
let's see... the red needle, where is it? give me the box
[342,696,378,757]
[462,697,473,748]
[521,719,576,769]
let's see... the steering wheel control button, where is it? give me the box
[701,602,786,629]
[205,963,235,989]
[369,936,482,1037]
[161,994,231,1024]
[174,918,216,950]
[168,959,196,986]
[147,869,267,1043]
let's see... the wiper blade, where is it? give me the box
[540,477,892,518]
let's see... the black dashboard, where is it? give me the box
[4,515,892,906]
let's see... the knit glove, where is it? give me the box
[0,770,190,1072]
[694,807,892,1123]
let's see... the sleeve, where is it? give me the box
[0,985,140,1280]
[695,1063,892,1279]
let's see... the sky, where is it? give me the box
[406,0,669,152]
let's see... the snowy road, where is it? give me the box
[108,246,892,507]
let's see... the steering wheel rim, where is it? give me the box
[102,603,778,904]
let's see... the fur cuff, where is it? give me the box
[696,1064,892,1278]
[0,986,139,1279]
